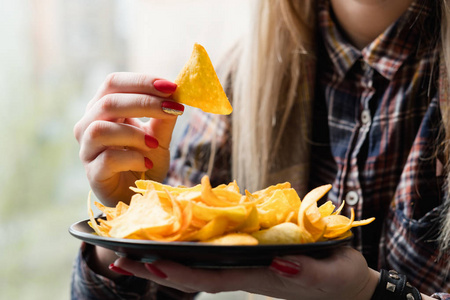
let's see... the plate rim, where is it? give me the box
[69,218,353,249]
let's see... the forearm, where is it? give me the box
[71,243,154,299]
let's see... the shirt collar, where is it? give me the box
[319,0,437,80]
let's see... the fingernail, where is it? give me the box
[145,135,159,148]
[269,258,301,276]
[145,263,167,279]
[144,157,153,169]
[109,263,134,276]
[154,79,177,93]
[161,101,184,116]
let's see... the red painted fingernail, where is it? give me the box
[269,258,301,276]
[154,79,177,93]
[145,135,159,148]
[109,263,134,276]
[144,157,153,169]
[145,263,167,279]
[161,101,184,116]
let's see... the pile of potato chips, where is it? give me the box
[88,176,374,245]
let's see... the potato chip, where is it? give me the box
[297,185,332,242]
[191,201,248,223]
[352,217,375,227]
[256,189,300,228]
[322,208,355,239]
[172,43,232,115]
[318,201,335,218]
[199,176,243,207]
[250,182,291,203]
[95,201,129,221]
[215,180,240,193]
[87,191,109,237]
[186,216,229,241]
[106,189,180,239]
[202,233,258,245]
[252,222,306,244]
[234,205,260,233]
[132,180,201,195]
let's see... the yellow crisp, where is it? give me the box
[172,43,232,115]
[203,233,258,245]
[87,176,375,245]
[252,222,307,244]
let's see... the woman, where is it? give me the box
[72,0,450,299]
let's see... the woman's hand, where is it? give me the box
[74,72,184,206]
[112,246,379,300]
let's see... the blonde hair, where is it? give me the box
[440,0,450,264]
[229,0,315,192]
[221,0,450,260]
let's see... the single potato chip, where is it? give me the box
[106,190,179,239]
[190,201,249,223]
[257,189,300,228]
[202,232,258,245]
[186,216,229,241]
[297,185,332,242]
[234,205,260,233]
[318,201,335,218]
[172,43,232,115]
[252,222,306,244]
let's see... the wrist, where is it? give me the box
[355,268,380,300]
[85,245,122,280]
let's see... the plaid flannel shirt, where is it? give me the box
[71,0,450,298]
[309,0,450,296]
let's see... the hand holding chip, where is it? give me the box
[73,73,183,206]
[74,44,232,207]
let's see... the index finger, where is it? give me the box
[74,93,181,143]
[87,73,177,111]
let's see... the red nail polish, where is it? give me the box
[109,263,134,276]
[145,135,158,148]
[154,79,177,93]
[161,101,184,115]
[269,258,301,276]
[144,157,153,169]
[145,263,167,279]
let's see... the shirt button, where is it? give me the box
[361,109,371,125]
[345,191,359,206]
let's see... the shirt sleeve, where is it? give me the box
[71,242,197,300]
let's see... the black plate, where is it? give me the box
[69,219,353,268]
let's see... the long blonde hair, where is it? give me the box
[222,0,450,259]
[440,0,450,263]
[229,0,316,193]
